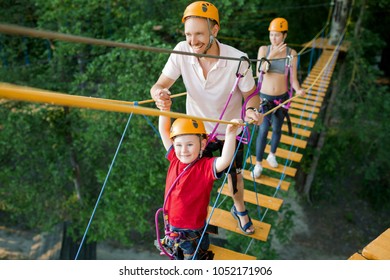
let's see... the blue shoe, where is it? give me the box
[230,205,254,235]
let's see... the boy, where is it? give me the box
[157,114,242,260]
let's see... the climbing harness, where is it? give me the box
[205,56,254,195]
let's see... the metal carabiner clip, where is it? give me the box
[286,54,293,67]
[236,56,251,78]
[258,57,271,74]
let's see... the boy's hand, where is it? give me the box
[227,119,243,134]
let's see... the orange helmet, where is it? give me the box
[170,118,207,139]
[182,1,219,26]
[268,17,288,32]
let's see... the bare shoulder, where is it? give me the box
[258,45,268,56]
[290,48,298,56]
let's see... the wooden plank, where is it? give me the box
[242,169,290,191]
[288,108,318,120]
[209,244,256,260]
[264,146,303,162]
[348,252,367,260]
[268,131,307,148]
[293,96,323,107]
[302,84,328,95]
[246,146,303,163]
[306,75,331,81]
[289,116,315,128]
[282,124,311,138]
[207,207,271,242]
[241,146,303,165]
[218,184,284,211]
[362,228,390,260]
[290,102,320,113]
[246,155,297,177]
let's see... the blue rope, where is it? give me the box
[192,127,245,260]
[74,112,134,260]
[142,114,160,137]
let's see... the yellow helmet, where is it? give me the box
[268,17,288,32]
[170,118,207,139]
[182,1,219,26]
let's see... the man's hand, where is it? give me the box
[245,108,264,126]
[153,88,172,111]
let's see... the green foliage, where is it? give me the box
[311,2,390,212]
[2,0,387,257]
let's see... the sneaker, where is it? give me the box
[252,164,263,178]
[267,153,278,168]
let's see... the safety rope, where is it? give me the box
[0,23,246,62]
[75,112,134,259]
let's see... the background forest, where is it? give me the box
[0,0,389,260]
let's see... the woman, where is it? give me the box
[253,17,305,178]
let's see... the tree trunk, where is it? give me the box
[59,222,97,260]
[328,0,351,45]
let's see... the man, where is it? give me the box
[151,1,262,234]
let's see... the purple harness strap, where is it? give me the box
[207,56,252,145]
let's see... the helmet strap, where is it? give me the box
[203,18,214,54]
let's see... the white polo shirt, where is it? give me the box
[162,40,255,139]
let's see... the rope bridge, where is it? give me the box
[0,20,348,260]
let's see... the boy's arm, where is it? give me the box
[215,119,242,173]
[159,114,173,151]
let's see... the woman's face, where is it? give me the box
[269,31,286,45]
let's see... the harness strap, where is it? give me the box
[262,98,293,136]
[208,56,251,144]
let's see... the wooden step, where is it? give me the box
[207,207,271,242]
[247,155,297,177]
[290,102,320,113]
[361,228,390,260]
[294,96,323,106]
[264,146,303,162]
[306,75,331,81]
[218,184,283,211]
[281,124,311,138]
[209,244,256,260]
[348,252,367,260]
[288,108,318,120]
[268,131,307,148]
[289,116,315,128]
[304,78,331,85]
[242,169,290,191]
[302,84,327,95]
[307,74,333,82]
[244,146,302,164]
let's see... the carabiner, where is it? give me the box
[257,57,271,74]
[236,56,251,78]
[286,55,293,67]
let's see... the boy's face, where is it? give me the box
[173,134,202,164]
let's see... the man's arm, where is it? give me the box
[242,85,263,125]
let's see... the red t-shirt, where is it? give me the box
[164,147,221,230]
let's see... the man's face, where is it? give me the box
[184,17,213,54]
